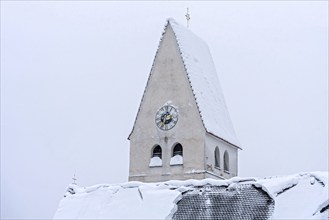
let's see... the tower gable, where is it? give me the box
[129,19,240,149]
[128,19,240,182]
[128,21,206,182]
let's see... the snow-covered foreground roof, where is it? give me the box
[168,19,240,147]
[54,172,328,219]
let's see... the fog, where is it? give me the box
[1,1,328,219]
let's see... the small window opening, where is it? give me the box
[170,143,183,165]
[224,151,229,172]
[215,147,220,168]
[173,143,183,157]
[152,145,162,159]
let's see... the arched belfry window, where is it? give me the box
[173,143,183,157]
[215,147,220,168]
[170,143,183,165]
[224,151,229,172]
[152,145,162,159]
[150,145,162,167]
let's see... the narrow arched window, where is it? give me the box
[215,147,220,168]
[152,145,162,159]
[224,151,229,172]
[173,143,183,157]
[170,143,183,165]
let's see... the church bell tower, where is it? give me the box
[128,19,241,182]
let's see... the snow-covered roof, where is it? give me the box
[54,172,329,219]
[167,19,240,147]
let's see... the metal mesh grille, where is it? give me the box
[173,184,274,220]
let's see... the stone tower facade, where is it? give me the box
[128,19,241,182]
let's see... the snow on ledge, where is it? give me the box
[170,155,183,165]
[149,157,162,167]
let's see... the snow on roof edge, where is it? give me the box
[56,172,329,220]
[64,171,328,195]
[128,20,170,140]
[167,19,241,147]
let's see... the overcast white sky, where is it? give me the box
[1,1,328,219]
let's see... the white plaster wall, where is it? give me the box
[204,133,239,179]
[129,24,206,182]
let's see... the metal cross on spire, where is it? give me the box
[185,8,191,28]
[72,173,77,185]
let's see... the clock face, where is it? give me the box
[155,105,178,130]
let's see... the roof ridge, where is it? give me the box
[167,19,208,140]
[168,19,241,147]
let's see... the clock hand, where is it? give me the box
[161,114,166,126]
[162,112,170,126]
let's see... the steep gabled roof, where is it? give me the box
[167,19,240,148]
[129,18,240,148]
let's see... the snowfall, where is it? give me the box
[54,171,328,219]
